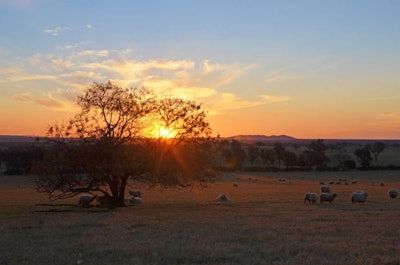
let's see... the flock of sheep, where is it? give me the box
[304,184,399,204]
[77,177,399,208]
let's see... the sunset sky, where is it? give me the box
[1,0,399,139]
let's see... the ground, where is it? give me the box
[1,171,400,265]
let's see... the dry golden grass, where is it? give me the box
[1,171,400,265]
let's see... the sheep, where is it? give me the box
[388,188,398,199]
[351,190,368,203]
[125,196,143,206]
[304,192,319,204]
[321,185,331,193]
[128,190,141,198]
[216,194,231,204]
[233,182,239,187]
[319,193,337,204]
[78,194,97,208]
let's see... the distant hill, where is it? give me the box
[226,135,298,143]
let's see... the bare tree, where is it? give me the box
[32,81,216,206]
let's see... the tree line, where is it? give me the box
[213,139,390,172]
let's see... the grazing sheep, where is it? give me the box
[351,190,368,203]
[128,190,141,197]
[321,185,331,193]
[125,197,143,206]
[216,194,231,203]
[78,194,97,208]
[319,193,337,204]
[388,189,398,199]
[304,192,319,204]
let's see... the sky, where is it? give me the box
[0,0,399,139]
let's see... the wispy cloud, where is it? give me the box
[260,94,291,103]
[370,112,400,130]
[13,93,67,110]
[85,24,95,30]
[57,41,89,50]
[0,67,56,82]
[43,26,71,36]
[206,93,291,115]
[3,49,289,115]
[264,55,342,83]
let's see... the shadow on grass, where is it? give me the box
[33,203,112,213]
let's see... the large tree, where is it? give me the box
[32,81,216,206]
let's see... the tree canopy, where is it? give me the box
[32,81,216,206]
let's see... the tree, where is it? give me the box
[273,143,285,169]
[247,144,261,165]
[32,81,215,206]
[308,139,327,153]
[299,139,330,170]
[281,151,297,170]
[371,142,385,163]
[226,140,246,170]
[298,150,330,170]
[354,146,373,168]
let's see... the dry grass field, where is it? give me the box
[1,171,400,265]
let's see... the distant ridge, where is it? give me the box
[226,134,298,143]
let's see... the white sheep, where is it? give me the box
[304,192,318,204]
[319,193,337,204]
[125,196,143,206]
[216,194,231,204]
[388,188,398,199]
[78,194,97,208]
[321,185,331,193]
[351,190,368,203]
[128,190,141,197]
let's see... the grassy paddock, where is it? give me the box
[1,171,400,265]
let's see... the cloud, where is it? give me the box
[57,41,89,50]
[85,24,95,30]
[260,94,291,103]
[264,55,342,83]
[78,49,110,57]
[13,93,67,110]
[4,49,288,115]
[0,67,57,82]
[43,26,71,36]
[206,93,291,115]
[371,112,400,130]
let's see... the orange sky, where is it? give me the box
[1,1,399,139]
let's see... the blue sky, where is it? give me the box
[1,0,400,139]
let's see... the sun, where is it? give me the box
[150,125,176,139]
[159,127,174,138]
